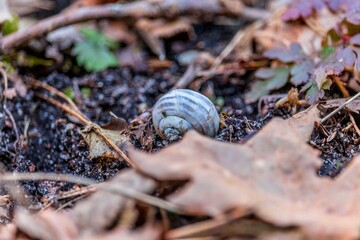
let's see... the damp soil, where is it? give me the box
[0,21,358,208]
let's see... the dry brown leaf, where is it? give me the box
[69,170,156,236]
[0,223,16,240]
[84,225,161,240]
[139,18,194,39]
[129,106,360,239]
[101,21,136,44]
[252,5,341,55]
[81,117,131,160]
[16,209,78,240]
[0,195,11,224]
[135,18,194,59]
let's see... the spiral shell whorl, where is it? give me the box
[152,89,219,139]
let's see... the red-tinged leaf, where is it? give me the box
[336,46,356,67]
[313,61,343,90]
[324,61,344,75]
[282,0,360,21]
[326,0,343,11]
[290,60,314,86]
[264,43,305,63]
[282,0,325,21]
[350,34,360,45]
[254,68,275,79]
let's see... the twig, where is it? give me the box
[349,114,360,137]
[55,194,90,212]
[0,0,268,52]
[30,79,82,114]
[0,172,184,214]
[332,76,350,98]
[35,93,90,125]
[320,91,360,124]
[0,66,19,141]
[210,20,264,70]
[167,209,246,239]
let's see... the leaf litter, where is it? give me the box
[2,0,360,239]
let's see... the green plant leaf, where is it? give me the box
[80,87,91,98]
[73,27,119,72]
[245,81,269,104]
[245,67,290,103]
[63,87,75,101]
[2,15,19,35]
[319,46,335,61]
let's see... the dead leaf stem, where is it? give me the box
[321,91,360,123]
[0,65,19,141]
[349,114,360,137]
[332,76,350,98]
[0,172,184,214]
[30,79,82,114]
[211,20,264,70]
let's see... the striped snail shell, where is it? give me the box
[152,89,220,140]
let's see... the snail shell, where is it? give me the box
[152,89,219,140]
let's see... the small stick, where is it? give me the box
[0,172,184,214]
[320,91,360,124]
[0,66,19,140]
[35,93,90,125]
[210,20,264,70]
[349,114,360,137]
[332,76,350,98]
[30,79,83,116]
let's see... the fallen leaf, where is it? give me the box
[137,18,194,40]
[129,107,360,239]
[101,21,136,44]
[0,195,11,224]
[135,18,195,59]
[81,117,131,160]
[70,170,156,236]
[85,225,161,240]
[264,42,306,63]
[254,5,340,55]
[16,209,78,240]
[0,223,16,240]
